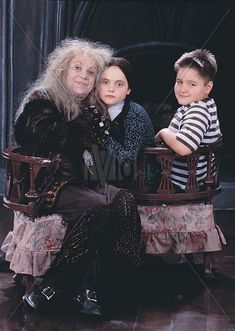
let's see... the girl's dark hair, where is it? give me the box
[93,57,133,114]
[174,49,217,82]
[106,57,134,88]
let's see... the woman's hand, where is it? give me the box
[81,106,110,143]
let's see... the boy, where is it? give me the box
[155,49,222,190]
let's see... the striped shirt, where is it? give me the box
[169,98,222,190]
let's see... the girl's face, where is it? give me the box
[98,66,131,107]
[66,54,98,98]
[174,66,213,106]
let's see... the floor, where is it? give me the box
[0,195,235,331]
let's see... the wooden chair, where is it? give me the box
[1,143,226,294]
[2,146,61,216]
[1,146,66,294]
[131,142,226,276]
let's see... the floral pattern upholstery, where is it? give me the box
[1,211,67,277]
[1,203,226,276]
[138,203,226,255]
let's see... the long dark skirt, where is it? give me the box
[43,183,142,307]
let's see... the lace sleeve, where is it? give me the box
[15,99,69,154]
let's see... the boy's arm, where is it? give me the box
[156,103,212,156]
[155,128,192,156]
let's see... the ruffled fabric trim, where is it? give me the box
[1,211,67,277]
[138,203,226,255]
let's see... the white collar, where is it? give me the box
[108,101,124,121]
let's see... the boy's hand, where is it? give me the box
[155,128,192,156]
[155,131,164,146]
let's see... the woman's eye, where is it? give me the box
[88,70,95,76]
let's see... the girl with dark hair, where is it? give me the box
[99,57,154,166]
[90,57,156,189]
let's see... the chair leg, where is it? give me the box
[13,273,24,285]
[204,252,214,277]
[13,273,35,296]
[184,253,194,265]
[25,275,35,294]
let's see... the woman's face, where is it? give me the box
[66,54,98,98]
[98,66,131,107]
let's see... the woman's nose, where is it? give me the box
[79,69,88,79]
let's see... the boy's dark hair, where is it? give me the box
[106,57,134,88]
[174,49,217,82]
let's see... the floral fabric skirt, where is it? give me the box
[2,183,142,285]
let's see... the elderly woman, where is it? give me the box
[11,38,142,316]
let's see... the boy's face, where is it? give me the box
[174,66,213,106]
[98,66,131,107]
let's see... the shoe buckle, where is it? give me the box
[41,286,56,300]
[86,289,98,303]
[74,294,81,303]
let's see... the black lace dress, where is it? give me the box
[15,90,141,305]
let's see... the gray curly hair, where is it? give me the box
[17,38,113,121]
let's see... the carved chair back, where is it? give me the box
[132,142,222,205]
[2,146,60,216]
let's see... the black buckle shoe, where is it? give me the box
[41,286,56,300]
[74,289,102,316]
[23,286,56,310]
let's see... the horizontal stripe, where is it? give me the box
[168,98,221,189]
